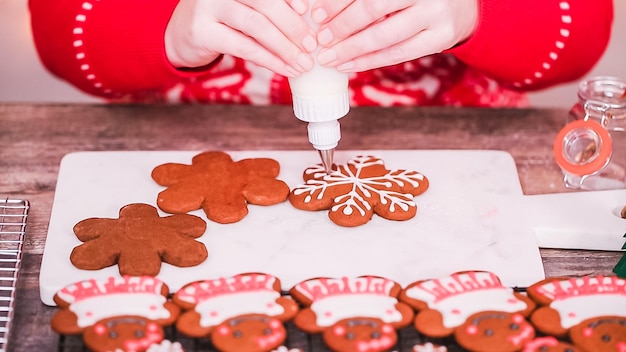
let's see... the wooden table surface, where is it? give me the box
[1,103,623,351]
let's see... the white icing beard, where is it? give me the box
[195,291,284,327]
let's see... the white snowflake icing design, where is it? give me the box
[289,155,429,226]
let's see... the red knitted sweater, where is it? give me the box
[29,0,613,107]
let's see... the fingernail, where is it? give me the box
[297,53,314,71]
[312,8,328,23]
[317,49,337,65]
[318,28,333,45]
[337,61,355,71]
[291,0,306,14]
[285,65,301,77]
[302,35,317,52]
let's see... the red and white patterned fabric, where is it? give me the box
[29,0,613,107]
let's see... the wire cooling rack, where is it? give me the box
[0,198,28,352]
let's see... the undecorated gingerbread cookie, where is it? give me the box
[152,151,290,224]
[289,155,429,227]
[172,273,299,352]
[50,276,180,352]
[71,203,208,276]
[290,276,414,352]
[398,271,535,339]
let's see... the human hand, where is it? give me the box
[311,0,479,72]
[165,0,318,77]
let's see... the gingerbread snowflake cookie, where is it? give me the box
[71,203,208,276]
[152,151,290,224]
[289,155,429,227]
[50,276,179,352]
[527,275,626,351]
[172,273,299,352]
[290,276,414,352]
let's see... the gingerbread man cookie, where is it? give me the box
[399,271,535,339]
[50,276,179,352]
[569,316,626,352]
[454,311,535,352]
[523,336,583,352]
[172,273,298,352]
[71,203,208,276]
[289,155,429,227]
[152,151,290,224]
[527,275,626,346]
[290,276,414,352]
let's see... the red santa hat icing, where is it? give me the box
[56,276,171,328]
[175,273,285,327]
[292,276,403,327]
[403,271,528,328]
[534,275,626,329]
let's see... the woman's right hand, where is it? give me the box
[165,0,317,77]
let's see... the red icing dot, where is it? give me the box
[451,309,461,314]
[583,327,593,337]
[217,326,230,335]
[270,319,281,328]
[466,325,478,335]
[94,324,107,335]
[568,312,577,318]
[333,325,346,336]
[210,311,218,317]
[325,311,333,317]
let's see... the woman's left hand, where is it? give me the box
[311,0,479,72]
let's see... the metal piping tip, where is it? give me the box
[318,149,334,174]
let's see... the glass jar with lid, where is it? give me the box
[553,76,626,190]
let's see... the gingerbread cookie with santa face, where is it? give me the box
[50,276,179,352]
[526,275,626,352]
[522,336,583,352]
[289,276,414,352]
[454,311,535,351]
[398,271,536,351]
[172,273,298,352]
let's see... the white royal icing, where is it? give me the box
[70,293,169,328]
[195,290,284,327]
[534,275,626,328]
[311,294,402,327]
[550,294,626,328]
[404,272,527,328]
[293,156,424,217]
[412,342,448,352]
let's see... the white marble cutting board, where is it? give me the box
[39,150,545,306]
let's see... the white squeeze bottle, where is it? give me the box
[288,7,350,173]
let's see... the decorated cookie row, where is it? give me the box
[50,271,626,352]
